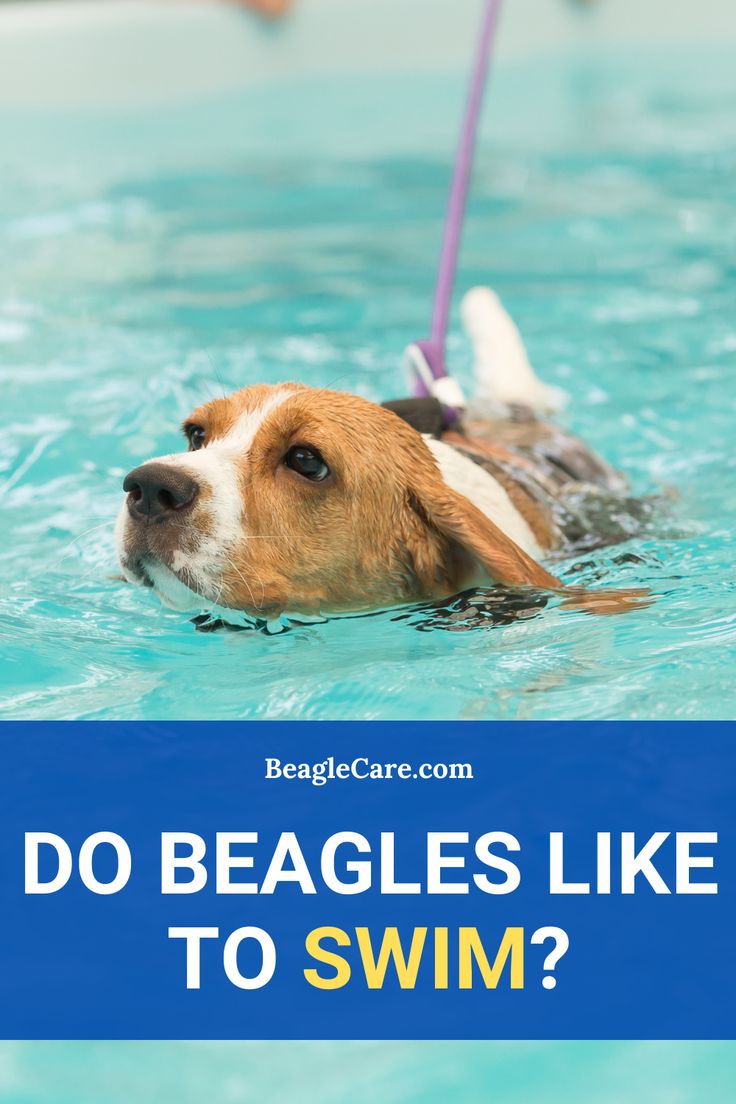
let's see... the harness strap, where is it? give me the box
[405,0,503,425]
[381,396,445,437]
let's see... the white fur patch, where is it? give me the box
[160,388,295,557]
[193,388,293,560]
[223,389,296,451]
[118,387,294,604]
[144,560,205,611]
[425,436,541,558]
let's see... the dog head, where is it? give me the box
[116,383,558,619]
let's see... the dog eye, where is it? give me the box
[284,445,330,482]
[186,425,206,451]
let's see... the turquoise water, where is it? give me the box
[0,1040,734,1103]
[2,47,736,720]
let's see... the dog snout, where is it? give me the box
[123,462,199,522]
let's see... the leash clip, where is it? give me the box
[404,342,467,414]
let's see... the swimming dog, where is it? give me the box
[116,288,649,627]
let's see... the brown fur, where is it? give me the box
[121,384,649,619]
[178,386,561,616]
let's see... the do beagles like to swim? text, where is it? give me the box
[264,757,474,785]
[23,829,718,993]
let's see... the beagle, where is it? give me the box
[116,288,649,627]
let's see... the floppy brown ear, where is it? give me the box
[408,474,561,590]
[402,461,651,615]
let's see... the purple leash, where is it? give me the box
[405,0,502,425]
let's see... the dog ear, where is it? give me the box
[407,472,561,590]
[405,478,652,614]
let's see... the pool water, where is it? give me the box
[1,46,735,721]
[0,1040,734,1104]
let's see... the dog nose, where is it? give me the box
[123,463,198,521]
